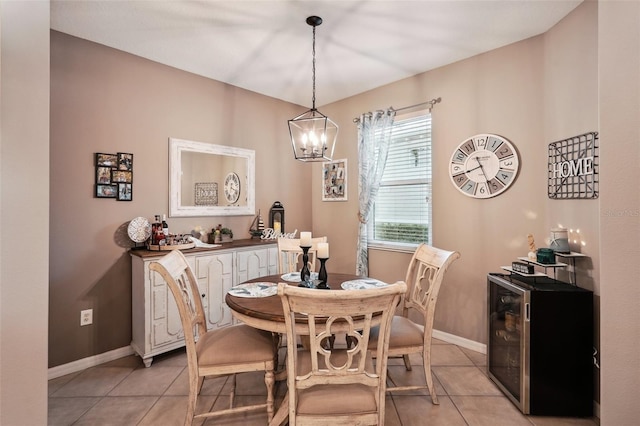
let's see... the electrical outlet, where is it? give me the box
[80,309,93,326]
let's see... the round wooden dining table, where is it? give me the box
[225,273,367,334]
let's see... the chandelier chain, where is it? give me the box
[311,24,316,110]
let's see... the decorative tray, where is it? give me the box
[147,242,196,251]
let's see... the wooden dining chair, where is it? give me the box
[149,250,276,425]
[277,236,327,274]
[278,281,406,426]
[368,243,460,404]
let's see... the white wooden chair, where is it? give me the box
[149,250,276,425]
[277,236,327,274]
[369,243,460,404]
[278,281,406,425]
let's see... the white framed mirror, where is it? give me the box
[169,138,255,217]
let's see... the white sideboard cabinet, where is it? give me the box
[130,240,277,367]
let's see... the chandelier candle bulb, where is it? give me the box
[300,231,312,247]
[317,242,329,258]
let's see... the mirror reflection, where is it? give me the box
[169,138,255,217]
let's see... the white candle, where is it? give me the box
[317,242,329,258]
[300,231,312,247]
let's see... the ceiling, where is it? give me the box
[51,0,582,108]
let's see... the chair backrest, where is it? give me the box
[277,236,327,274]
[149,250,206,364]
[402,243,460,330]
[278,281,406,424]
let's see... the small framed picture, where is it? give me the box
[117,152,133,171]
[96,166,112,184]
[117,183,133,201]
[95,184,117,198]
[112,170,133,183]
[195,182,218,206]
[96,153,118,167]
[322,158,348,201]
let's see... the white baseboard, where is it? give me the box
[432,329,487,354]
[48,346,134,380]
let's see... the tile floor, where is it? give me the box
[48,339,599,425]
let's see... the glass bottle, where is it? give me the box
[151,215,160,245]
[162,214,169,237]
[153,215,165,245]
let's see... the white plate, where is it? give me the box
[280,272,319,282]
[341,279,389,290]
[127,217,151,243]
[228,282,278,298]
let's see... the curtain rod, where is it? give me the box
[353,97,441,123]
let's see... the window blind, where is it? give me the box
[370,113,432,247]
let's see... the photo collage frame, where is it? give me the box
[322,158,347,201]
[95,152,134,201]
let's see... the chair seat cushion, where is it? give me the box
[196,324,274,366]
[369,315,424,350]
[297,382,377,415]
[294,349,378,415]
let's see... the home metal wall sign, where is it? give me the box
[548,132,599,199]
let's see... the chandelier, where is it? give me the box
[288,16,338,162]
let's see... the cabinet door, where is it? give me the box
[149,262,184,347]
[236,248,269,283]
[267,246,278,275]
[196,252,234,329]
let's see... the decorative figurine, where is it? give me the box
[527,233,537,260]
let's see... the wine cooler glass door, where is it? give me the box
[487,275,530,412]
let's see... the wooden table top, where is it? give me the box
[225,273,363,327]
[130,238,276,259]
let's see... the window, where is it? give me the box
[368,111,432,251]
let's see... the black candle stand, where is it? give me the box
[298,245,312,287]
[317,257,329,289]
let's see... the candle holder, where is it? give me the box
[317,257,329,289]
[298,245,312,287]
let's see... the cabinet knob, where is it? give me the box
[201,294,205,298]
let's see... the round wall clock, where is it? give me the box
[224,172,241,203]
[449,134,519,198]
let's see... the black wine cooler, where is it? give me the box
[487,273,593,416]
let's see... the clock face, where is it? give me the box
[449,134,519,198]
[224,172,240,203]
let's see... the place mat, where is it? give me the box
[280,272,319,282]
[228,282,278,298]
[341,279,389,290]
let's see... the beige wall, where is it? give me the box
[0,1,50,423]
[544,0,600,293]
[316,32,591,346]
[49,31,311,367]
[598,1,640,423]
[543,0,601,402]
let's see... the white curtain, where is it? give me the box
[355,109,395,276]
